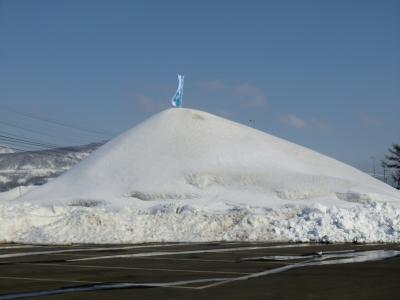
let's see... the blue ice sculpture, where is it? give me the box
[171,74,184,108]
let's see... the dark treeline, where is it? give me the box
[382,143,400,189]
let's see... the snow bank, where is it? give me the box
[0,108,399,244]
[1,200,399,244]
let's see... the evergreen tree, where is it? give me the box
[382,144,400,189]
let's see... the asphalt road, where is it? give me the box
[0,242,399,300]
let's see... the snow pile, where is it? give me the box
[0,108,399,244]
[1,200,399,244]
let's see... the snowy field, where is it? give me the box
[0,109,399,244]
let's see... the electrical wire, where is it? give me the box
[0,104,114,138]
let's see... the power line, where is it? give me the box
[0,140,103,153]
[0,135,60,149]
[0,116,105,144]
[0,118,103,146]
[0,130,86,153]
[0,129,59,147]
[0,105,111,153]
[0,104,114,138]
[0,129,103,153]
[0,119,69,141]
[0,139,47,150]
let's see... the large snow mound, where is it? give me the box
[1,108,399,244]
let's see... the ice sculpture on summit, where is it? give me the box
[171,74,184,108]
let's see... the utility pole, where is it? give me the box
[383,167,387,183]
[370,156,376,178]
[381,161,387,183]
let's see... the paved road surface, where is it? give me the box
[0,242,399,299]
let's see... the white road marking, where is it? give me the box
[0,245,41,250]
[196,249,400,289]
[0,279,228,300]
[136,256,289,264]
[0,243,187,259]
[24,262,251,275]
[1,249,397,299]
[241,255,314,261]
[137,257,235,263]
[0,276,101,284]
[196,263,307,289]
[49,253,102,257]
[69,244,311,262]
[0,243,310,260]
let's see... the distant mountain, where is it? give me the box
[0,142,104,192]
[0,145,14,154]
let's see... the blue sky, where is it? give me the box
[0,0,399,172]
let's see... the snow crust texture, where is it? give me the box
[1,108,399,244]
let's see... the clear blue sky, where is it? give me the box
[0,0,399,172]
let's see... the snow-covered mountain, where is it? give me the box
[0,145,14,154]
[0,142,103,192]
[1,109,399,244]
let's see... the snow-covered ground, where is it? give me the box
[0,108,399,244]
